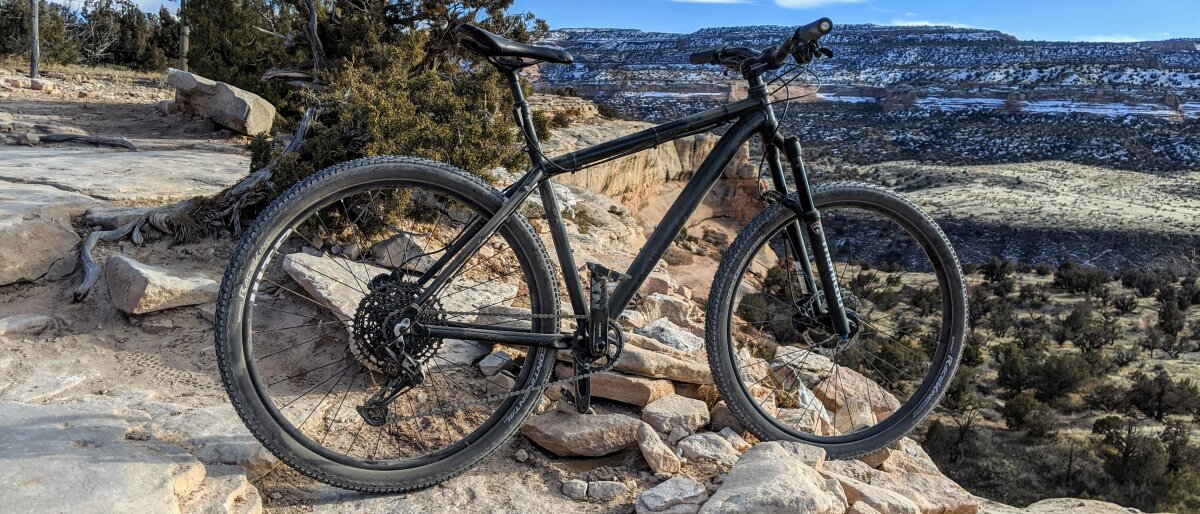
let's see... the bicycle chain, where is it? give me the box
[378,309,603,426]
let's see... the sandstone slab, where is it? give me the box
[106,255,219,314]
[0,148,249,204]
[142,402,277,479]
[813,366,902,420]
[637,475,710,514]
[700,441,847,514]
[639,294,694,327]
[643,394,711,433]
[868,470,980,514]
[598,341,712,384]
[521,410,640,457]
[678,432,741,467]
[556,364,675,406]
[0,400,207,513]
[0,314,58,337]
[822,471,920,514]
[637,421,681,475]
[636,317,705,353]
[0,182,95,285]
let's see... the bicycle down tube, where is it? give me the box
[416,80,852,346]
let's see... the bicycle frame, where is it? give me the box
[412,68,851,348]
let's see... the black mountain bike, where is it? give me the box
[215,18,967,492]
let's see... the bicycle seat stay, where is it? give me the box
[455,24,573,65]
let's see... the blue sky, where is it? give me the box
[509,0,1198,42]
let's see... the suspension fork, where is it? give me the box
[779,137,851,339]
[764,144,820,300]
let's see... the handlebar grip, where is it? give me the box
[688,49,722,65]
[795,17,833,41]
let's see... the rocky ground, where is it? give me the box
[0,69,1160,513]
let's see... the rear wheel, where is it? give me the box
[215,157,559,492]
[706,182,967,458]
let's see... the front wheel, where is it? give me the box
[706,182,967,459]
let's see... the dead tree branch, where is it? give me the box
[72,107,321,301]
[40,133,138,151]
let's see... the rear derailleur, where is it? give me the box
[356,322,425,427]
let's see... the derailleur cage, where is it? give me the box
[356,347,424,427]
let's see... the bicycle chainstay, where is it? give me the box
[374,309,621,427]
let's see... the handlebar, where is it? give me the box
[688,46,759,65]
[688,17,833,71]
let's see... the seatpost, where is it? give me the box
[499,68,591,321]
[501,69,545,165]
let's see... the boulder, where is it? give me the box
[678,432,740,467]
[639,294,694,327]
[867,470,979,514]
[643,272,679,295]
[106,256,219,314]
[555,364,674,406]
[708,401,743,433]
[30,78,55,91]
[636,318,705,353]
[642,395,711,433]
[833,396,878,434]
[636,475,710,514]
[779,441,827,468]
[821,471,920,514]
[813,366,902,420]
[370,232,435,272]
[280,252,382,324]
[636,422,681,475]
[700,441,847,514]
[717,427,750,452]
[0,183,95,285]
[168,69,276,135]
[0,314,58,338]
[520,410,640,457]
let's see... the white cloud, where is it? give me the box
[670,0,752,4]
[773,0,865,9]
[903,11,918,17]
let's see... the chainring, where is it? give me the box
[350,275,446,374]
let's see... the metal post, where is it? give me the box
[178,0,189,71]
[29,0,39,78]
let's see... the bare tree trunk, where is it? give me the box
[178,0,189,71]
[29,0,39,78]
